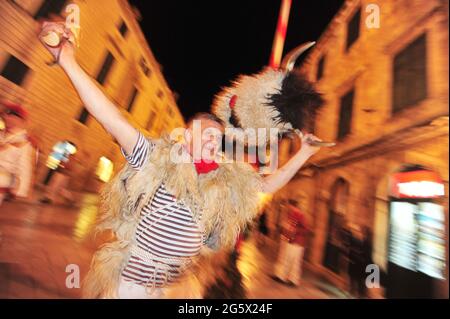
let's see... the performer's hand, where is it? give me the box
[298,132,322,157]
[38,21,76,68]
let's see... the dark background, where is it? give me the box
[129,0,344,119]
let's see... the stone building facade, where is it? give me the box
[273,0,448,298]
[0,0,184,193]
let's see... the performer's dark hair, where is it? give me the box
[267,71,324,130]
[187,112,225,128]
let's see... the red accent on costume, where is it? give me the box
[235,233,244,253]
[229,95,237,109]
[194,159,219,174]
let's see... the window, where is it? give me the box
[317,55,325,81]
[109,37,124,58]
[392,33,427,113]
[337,89,354,140]
[147,109,155,130]
[127,87,139,113]
[34,0,67,19]
[156,89,164,99]
[118,20,128,37]
[77,107,89,124]
[139,57,151,77]
[346,8,361,51]
[167,105,174,117]
[96,51,115,85]
[1,55,30,86]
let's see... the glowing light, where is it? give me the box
[46,156,60,169]
[398,181,445,198]
[96,156,114,182]
[66,142,77,155]
[73,194,99,242]
[392,169,445,198]
[258,192,273,207]
[46,141,77,169]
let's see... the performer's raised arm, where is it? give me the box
[262,132,322,194]
[38,21,139,155]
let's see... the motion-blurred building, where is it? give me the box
[274,0,448,298]
[0,0,184,192]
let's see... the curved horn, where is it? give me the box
[280,41,316,72]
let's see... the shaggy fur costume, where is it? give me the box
[212,43,324,144]
[212,68,323,142]
[82,134,263,298]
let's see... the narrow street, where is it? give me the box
[0,195,347,299]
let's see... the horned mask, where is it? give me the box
[212,42,324,144]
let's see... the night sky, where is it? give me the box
[129,0,344,120]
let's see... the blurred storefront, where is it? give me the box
[386,165,446,298]
[0,0,185,193]
[274,0,449,298]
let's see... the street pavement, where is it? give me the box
[0,194,348,299]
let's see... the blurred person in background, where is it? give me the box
[271,199,310,287]
[359,226,373,298]
[340,217,352,286]
[39,149,76,206]
[256,209,269,246]
[272,198,287,239]
[347,224,366,298]
[0,101,35,206]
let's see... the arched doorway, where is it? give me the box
[385,164,446,298]
[323,177,350,274]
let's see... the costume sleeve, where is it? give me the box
[120,131,154,170]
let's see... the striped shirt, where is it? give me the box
[120,133,205,288]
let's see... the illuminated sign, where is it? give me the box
[397,181,445,198]
[389,201,446,280]
[391,170,445,198]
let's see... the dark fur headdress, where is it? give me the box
[212,42,324,143]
